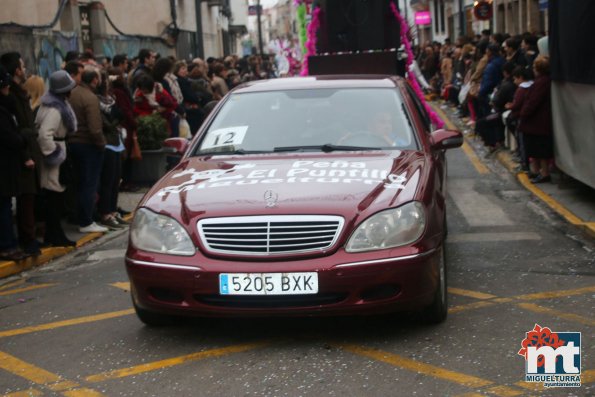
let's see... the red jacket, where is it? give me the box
[519,75,552,136]
[133,88,178,118]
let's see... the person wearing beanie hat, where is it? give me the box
[34,70,78,247]
[0,64,28,261]
[0,51,44,256]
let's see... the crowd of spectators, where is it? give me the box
[416,30,552,184]
[0,48,275,261]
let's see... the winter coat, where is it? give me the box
[10,80,42,194]
[68,84,106,147]
[491,78,517,114]
[0,103,26,196]
[177,76,201,106]
[479,56,505,98]
[519,75,552,136]
[35,106,67,192]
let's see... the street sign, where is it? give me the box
[248,5,262,16]
[473,0,493,21]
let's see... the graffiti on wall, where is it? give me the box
[102,36,171,60]
[36,33,78,81]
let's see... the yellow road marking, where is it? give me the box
[0,279,26,291]
[491,298,514,304]
[0,283,56,297]
[0,309,134,338]
[461,141,491,174]
[517,173,584,225]
[431,105,489,175]
[514,381,544,392]
[516,303,595,327]
[514,285,595,301]
[48,381,80,391]
[0,351,62,384]
[0,352,108,396]
[62,389,106,397]
[75,233,103,248]
[484,385,524,396]
[453,393,487,397]
[86,341,270,382]
[336,343,493,388]
[432,104,457,129]
[448,288,497,300]
[4,389,43,397]
[110,282,130,291]
[582,369,595,383]
[449,301,496,314]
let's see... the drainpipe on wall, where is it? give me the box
[257,0,264,55]
[89,1,108,58]
[195,0,205,59]
[459,0,465,36]
[60,0,83,52]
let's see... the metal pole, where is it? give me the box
[257,0,264,54]
[459,0,465,37]
[195,0,204,58]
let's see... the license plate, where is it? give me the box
[219,272,318,295]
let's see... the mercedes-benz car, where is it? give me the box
[125,75,462,325]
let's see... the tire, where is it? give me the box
[133,300,177,327]
[421,244,448,324]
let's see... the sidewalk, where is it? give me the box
[0,190,147,279]
[433,101,595,239]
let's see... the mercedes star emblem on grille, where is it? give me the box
[264,190,278,208]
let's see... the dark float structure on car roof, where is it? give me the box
[307,0,407,77]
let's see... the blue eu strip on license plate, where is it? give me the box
[219,272,318,295]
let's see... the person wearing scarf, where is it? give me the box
[35,70,78,247]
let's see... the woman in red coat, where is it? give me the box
[519,56,553,183]
[133,75,177,132]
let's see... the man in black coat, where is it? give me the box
[1,52,43,255]
[0,65,28,261]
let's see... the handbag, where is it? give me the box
[130,134,142,161]
[458,82,471,104]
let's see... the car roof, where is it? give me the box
[232,75,405,94]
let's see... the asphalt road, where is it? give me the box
[0,145,593,397]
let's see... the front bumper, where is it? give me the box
[126,248,441,317]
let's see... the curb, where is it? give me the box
[433,103,595,240]
[497,151,595,240]
[0,216,133,279]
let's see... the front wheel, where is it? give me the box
[132,299,177,326]
[421,244,448,324]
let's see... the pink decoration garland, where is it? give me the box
[300,6,321,76]
[389,2,444,128]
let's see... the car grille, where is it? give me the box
[194,293,347,308]
[197,215,344,256]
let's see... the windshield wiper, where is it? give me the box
[273,144,380,153]
[195,148,265,156]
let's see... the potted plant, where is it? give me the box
[131,114,175,184]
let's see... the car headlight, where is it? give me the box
[130,208,195,255]
[345,202,426,252]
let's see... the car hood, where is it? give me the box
[142,151,426,226]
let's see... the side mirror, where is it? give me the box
[163,138,190,156]
[430,129,463,150]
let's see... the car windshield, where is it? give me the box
[194,87,418,155]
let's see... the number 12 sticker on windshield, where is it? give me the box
[202,126,248,149]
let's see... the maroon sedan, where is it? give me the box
[126,76,462,325]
